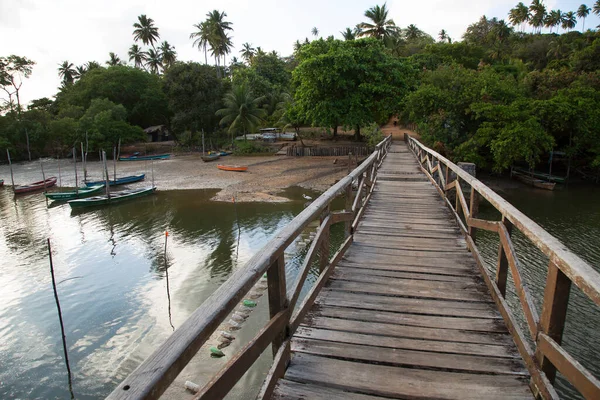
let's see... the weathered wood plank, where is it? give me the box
[285,353,533,400]
[334,265,476,282]
[338,259,476,275]
[273,379,385,400]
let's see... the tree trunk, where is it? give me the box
[354,125,361,141]
[332,125,338,137]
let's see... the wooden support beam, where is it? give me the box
[455,181,470,221]
[267,255,288,356]
[256,339,291,400]
[496,216,512,297]
[318,206,331,274]
[467,217,500,233]
[537,333,600,400]
[468,187,480,240]
[193,311,288,400]
[537,261,572,384]
[345,180,353,237]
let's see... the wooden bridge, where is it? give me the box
[108,136,600,400]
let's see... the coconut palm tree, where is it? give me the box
[85,61,101,71]
[216,84,266,141]
[544,10,561,33]
[493,20,512,43]
[160,41,177,69]
[256,47,266,57]
[594,0,600,15]
[293,40,302,52]
[133,14,160,49]
[577,4,591,30]
[58,61,77,85]
[203,10,233,75]
[357,3,399,40]
[341,27,357,40]
[240,42,256,63]
[438,29,448,42]
[529,0,547,33]
[128,44,146,68]
[190,21,211,64]
[75,65,87,79]
[562,11,577,32]
[405,24,422,40]
[106,52,122,66]
[509,3,530,31]
[311,27,319,37]
[145,49,163,74]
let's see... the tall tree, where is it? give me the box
[562,11,577,32]
[145,49,163,74]
[311,27,319,37]
[106,52,122,66]
[1,55,35,119]
[357,3,400,40]
[190,21,211,65]
[58,61,77,85]
[577,4,591,30]
[405,24,423,40]
[160,41,177,69]
[545,10,562,33]
[509,2,530,31]
[133,14,160,49]
[438,29,448,42]
[529,0,547,33]
[128,44,147,69]
[204,10,233,76]
[216,83,266,140]
[240,43,256,63]
[594,0,600,16]
[341,28,357,40]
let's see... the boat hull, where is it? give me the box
[119,154,170,161]
[68,187,156,208]
[14,177,58,194]
[84,174,145,187]
[512,167,565,183]
[201,154,221,162]
[217,164,248,172]
[0,179,4,187]
[512,172,556,190]
[45,185,104,200]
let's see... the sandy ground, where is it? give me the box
[0,153,359,203]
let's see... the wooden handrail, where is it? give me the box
[406,135,600,400]
[107,135,392,400]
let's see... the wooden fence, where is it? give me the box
[407,134,600,400]
[106,135,392,400]
[286,145,370,157]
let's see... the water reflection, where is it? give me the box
[0,187,318,399]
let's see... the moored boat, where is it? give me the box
[217,164,248,172]
[219,151,232,156]
[68,187,157,208]
[512,171,556,190]
[201,153,221,162]
[85,174,145,187]
[512,167,565,183]
[0,179,3,187]
[119,153,170,161]
[14,177,58,194]
[45,185,104,201]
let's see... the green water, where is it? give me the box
[0,186,340,399]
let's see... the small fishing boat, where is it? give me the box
[512,171,556,190]
[45,185,104,201]
[0,179,3,187]
[14,177,58,194]
[279,132,297,141]
[85,174,145,187]
[512,167,565,183]
[119,153,170,161]
[219,151,232,156]
[217,165,248,172]
[201,153,221,162]
[68,187,157,208]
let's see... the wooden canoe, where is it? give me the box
[68,186,156,208]
[119,153,170,161]
[512,171,556,190]
[202,153,221,162]
[0,179,3,187]
[45,184,104,201]
[14,177,58,194]
[217,164,248,172]
[84,174,145,187]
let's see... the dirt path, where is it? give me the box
[380,116,420,141]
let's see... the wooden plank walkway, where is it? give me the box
[271,143,534,400]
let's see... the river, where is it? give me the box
[0,176,598,399]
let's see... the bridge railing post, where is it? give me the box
[267,254,288,356]
[468,187,480,242]
[536,260,572,384]
[319,206,331,273]
[495,216,512,297]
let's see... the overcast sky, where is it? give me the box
[1,0,598,105]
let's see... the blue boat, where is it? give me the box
[85,174,145,187]
[119,153,170,161]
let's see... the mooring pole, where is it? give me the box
[164,231,174,331]
[7,149,15,193]
[57,156,62,188]
[103,151,111,200]
[40,159,47,192]
[73,147,78,194]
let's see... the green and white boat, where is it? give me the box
[68,186,156,208]
[45,185,104,201]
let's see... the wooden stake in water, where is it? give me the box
[102,151,111,200]
[202,129,205,155]
[233,194,241,262]
[117,138,121,161]
[151,160,155,188]
[6,149,15,193]
[164,231,175,331]
[81,142,87,183]
[57,157,62,188]
[47,238,75,399]
[25,128,31,161]
[73,147,78,194]
[40,159,48,192]
[113,147,117,182]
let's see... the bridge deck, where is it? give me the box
[271,143,533,399]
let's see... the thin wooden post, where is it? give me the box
[496,215,512,297]
[536,261,572,383]
[344,183,353,237]
[267,255,288,356]
[103,151,111,200]
[6,150,15,193]
[57,157,62,187]
[454,177,461,214]
[81,142,87,182]
[40,159,47,192]
[469,187,480,241]
[319,206,331,273]
[73,147,78,194]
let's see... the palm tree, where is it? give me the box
[545,10,562,33]
[58,61,77,85]
[577,4,591,30]
[529,0,547,33]
[562,11,577,32]
[256,47,266,57]
[203,10,233,75]
[133,14,160,49]
[85,61,101,71]
[190,21,211,64]
[216,84,266,141]
[293,40,302,52]
[128,44,147,68]
[75,65,87,79]
[240,42,256,63]
[341,27,357,40]
[357,3,399,40]
[405,24,422,40]
[160,41,177,69]
[509,3,530,31]
[594,0,600,16]
[106,52,122,66]
[145,49,163,74]
[493,20,512,43]
[311,27,319,37]
[438,29,448,42]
